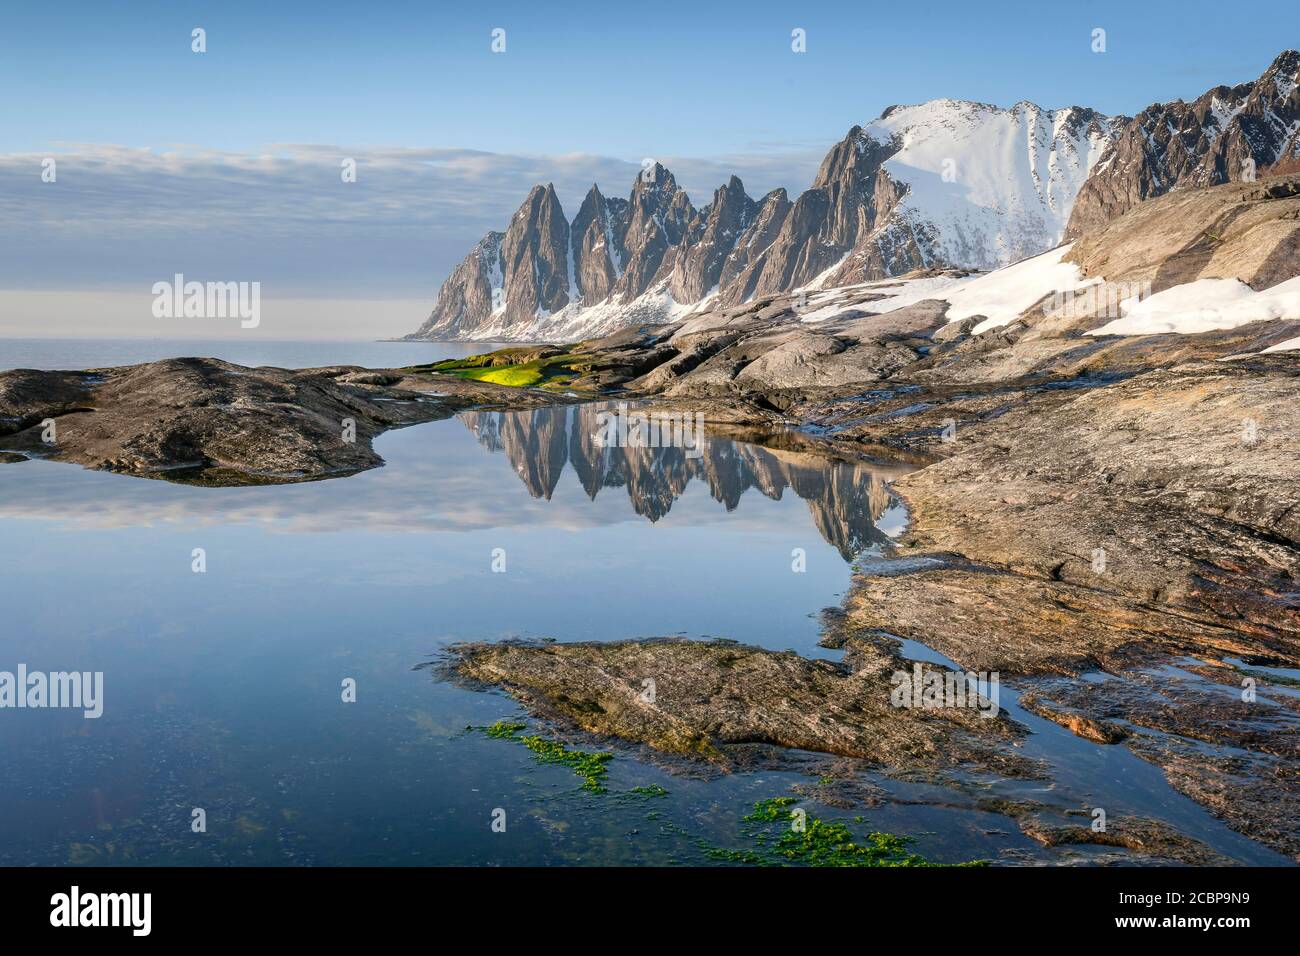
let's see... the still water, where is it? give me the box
[0,402,927,865]
[0,396,1286,865]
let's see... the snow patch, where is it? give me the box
[942,244,1095,333]
[799,275,971,323]
[1087,277,1300,337]
[1263,334,1300,353]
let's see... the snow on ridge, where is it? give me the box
[459,282,690,343]
[865,101,1118,273]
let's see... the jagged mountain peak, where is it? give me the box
[1067,50,1300,237]
[1265,48,1300,75]
[412,52,1294,343]
[631,161,677,192]
[414,91,1120,340]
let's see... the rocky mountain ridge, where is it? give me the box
[411,49,1298,346]
[1066,49,1300,236]
[411,100,1121,342]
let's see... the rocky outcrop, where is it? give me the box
[713,127,898,306]
[851,356,1300,672]
[498,184,572,325]
[449,635,1034,775]
[722,103,1117,305]
[0,358,558,484]
[408,233,503,340]
[413,184,572,340]
[1063,173,1300,292]
[716,188,792,301]
[611,163,696,302]
[669,175,757,303]
[1067,49,1300,237]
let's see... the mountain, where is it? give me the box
[409,95,1124,342]
[1066,50,1300,237]
[721,101,1117,306]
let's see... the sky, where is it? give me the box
[0,0,1294,339]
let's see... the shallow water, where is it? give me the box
[0,401,1288,865]
[0,404,920,865]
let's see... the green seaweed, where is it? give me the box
[744,797,799,822]
[483,720,525,739]
[627,785,670,798]
[471,724,973,866]
[475,720,612,792]
[721,797,988,867]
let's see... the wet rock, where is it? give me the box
[448,636,1040,778]
[982,800,1230,866]
[1018,693,1129,744]
[1018,667,1300,860]
[855,357,1300,675]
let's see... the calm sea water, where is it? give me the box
[0,337,502,371]
[0,342,1286,865]
[0,401,919,865]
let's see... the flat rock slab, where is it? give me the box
[449,636,1039,779]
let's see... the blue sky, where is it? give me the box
[0,0,1294,337]
[2,0,1285,157]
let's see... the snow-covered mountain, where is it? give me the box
[839,99,1116,278]
[410,96,1122,342]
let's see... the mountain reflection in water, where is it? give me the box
[460,404,912,561]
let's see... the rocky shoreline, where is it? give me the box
[5,176,1298,864]
[0,357,563,484]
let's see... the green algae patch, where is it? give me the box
[628,785,669,798]
[744,796,799,822]
[475,720,612,793]
[415,350,591,390]
[713,797,988,868]
[483,720,526,739]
